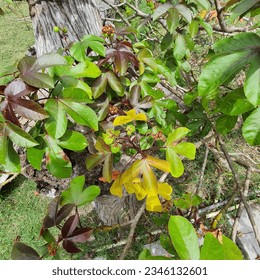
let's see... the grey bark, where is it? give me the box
[27,0,103,56]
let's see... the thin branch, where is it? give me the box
[119,201,146,260]
[231,169,251,241]
[195,144,209,194]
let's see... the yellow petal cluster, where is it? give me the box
[110,158,172,212]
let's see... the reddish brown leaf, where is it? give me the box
[62,239,81,254]
[66,227,93,243]
[61,214,80,238]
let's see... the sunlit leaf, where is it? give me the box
[242,107,260,145]
[168,216,200,260]
[113,109,147,126]
[57,130,88,151]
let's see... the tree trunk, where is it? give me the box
[27,0,102,56]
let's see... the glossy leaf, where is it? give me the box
[107,71,124,95]
[216,115,237,135]
[6,121,38,147]
[195,0,210,10]
[222,235,243,260]
[166,147,184,178]
[70,35,105,61]
[137,49,158,72]
[62,87,92,102]
[11,242,41,260]
[44,135,72,178]
[69,61,101,79]
[173,142,196,160]
[174,4,192,23]
[200,233,224,260]
[231,0,260,17]
[152,3,173,21]
[168,216,200,260]
[242,107,260,145]
[166,127,190,145]
[219,88,254,116]
[18,56,55,88]
[61,175,100,206]
[113,109,147,126]
[244,57,260,106]
[32,53,67,71]
[62,214,79,238]
[174,34,187,61]
[0,124,7,164]
[44,99,67,139]
[57,130,88,151]
[91,73,108,99]
[146,155,170,173]
[26,136,46,170]
[1,139,21,173]
[198,51,250,102]
[42,197,74,228]
[60,100,98,131]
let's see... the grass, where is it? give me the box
[0,0,34,73]
[0,176,51,260]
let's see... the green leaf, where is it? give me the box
[168,216,200,260]
[62,87,92,101]
[60,100,98,131]
[107,71,124,95]
[153,3,173,21]
[5,121,38,147]
[242,107,260,145]
[86,153,104,170]
[244,57,260,106]
[1,140,21,173]
[174,142,196,160]
[44,99,67,139]
[69,61,101,79]
[174,4,192,23]
[0,125,7,164]
[92,73,108,99]
[44,135,72,178]
[232,0,260,17]
[195,0,210,10]
[189,20,199,38]
[198,51,250,101]
[27,136,46,170]
[216,115,237,135]
[58,130,88,151]
[200,233,224,260]
[166,8,179,34]
[219,88,254,116]
[213,32,260,54]
[166,147,184,178]
[137,49,158,72]
[199,20,213,36]
[166,127,190,144]
[222,235,243,260]
[71,35,105,61]
[174,34,187,61]
[61,175,100,206]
